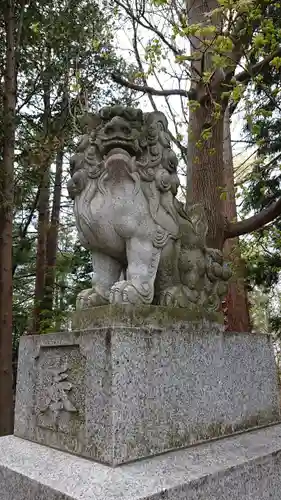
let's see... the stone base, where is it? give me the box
[71,304,224,329]
[2,425,281,499]
[14,309,280,465]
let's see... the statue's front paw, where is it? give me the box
[159,285,199,308]
[109,280,153,305]
[76,288,108,309]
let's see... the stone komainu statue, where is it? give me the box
[67,105,231,311]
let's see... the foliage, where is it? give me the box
[6,0,281,344]
[4,0,136,350]
[236,2,281,334]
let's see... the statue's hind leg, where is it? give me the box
[77,251,123,309]
[153,239,181,305]
[110,237,161,305]
[156,241,204,308]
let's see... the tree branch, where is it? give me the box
[13,187,40,276]
[131,19,158,113]
[235,46,281,84]
[114,0,184,59]
[16,74,41,113]
[111,73,191,98]
[225,198,281,239]
[150,67,188,161]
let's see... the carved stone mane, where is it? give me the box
[68,105,231,312]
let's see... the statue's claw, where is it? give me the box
[109,280,153,305]
[76,288,108,309]
[159,285,199,308]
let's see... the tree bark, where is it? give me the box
[186,0,226,249]
[0,0,16,436]
[32,167,50,334]
[31,63,51,335]
[188,105,226,249]
[222,107,251,332]
[43,148,64,327]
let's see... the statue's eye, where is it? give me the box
[121,125,130,135]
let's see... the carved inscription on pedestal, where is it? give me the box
[35,346,85,436]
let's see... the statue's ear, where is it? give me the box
[144,111,168,129]
[78,113,101,132]
[186,204,208,240]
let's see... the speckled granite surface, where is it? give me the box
[14,311,280,465]
[2,424,281,499]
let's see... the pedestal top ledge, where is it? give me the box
[71,304,224,330]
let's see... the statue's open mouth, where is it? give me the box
[99,137,139,156]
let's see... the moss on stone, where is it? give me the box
[165,409,281,453]
[71,304,224,331]
[108,407,281,464]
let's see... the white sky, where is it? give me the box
[113,11,254,179]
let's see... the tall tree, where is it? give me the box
[223,108,251,331]
[11,0,136,335]
[0,0,16,435]
[43,147,64,327]
[32,54,52,334]
[233,1,281,330]
[10,0,137,340]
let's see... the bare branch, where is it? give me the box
[131,19,157,112]
[114,0,184,59]
[111,73,191,98]
[225,198,281,239]
[16,74,41,113]
[13,187,41,277]
[235,46,281,84]
[152,68,188,162]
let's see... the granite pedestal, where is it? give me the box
[14,306,280,465]
[1,306,281,499]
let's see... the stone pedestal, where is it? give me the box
[14,306,280,465]
[1,305,281,499]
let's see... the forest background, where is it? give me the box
[1,0,281,435]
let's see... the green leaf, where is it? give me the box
[201,127,212,141]
[175,54,193,63]
[189,100,200,111]
[270,57,281,70]
[232,85,244,103]
[31,22,40,33]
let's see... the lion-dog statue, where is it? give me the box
[67,105,231,311]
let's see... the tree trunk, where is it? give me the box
[222,108,251,332]
[40,80,68,331]
[32,167,50,334]
[0,0,16,436]
[186,0,225,249]
[189,105,226,249]
[43,148,64,328]
[32,66,51,335]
